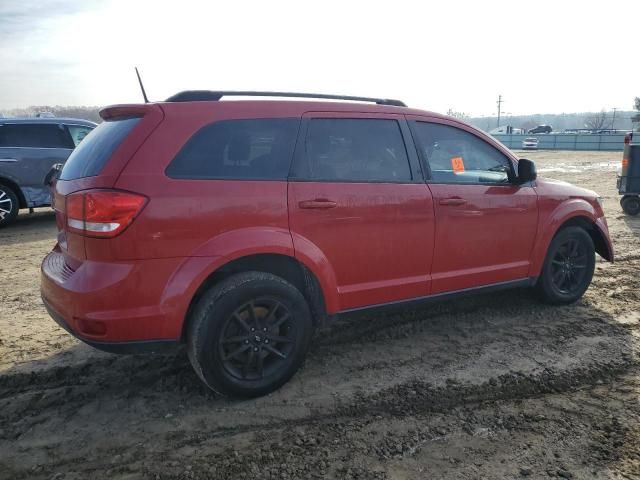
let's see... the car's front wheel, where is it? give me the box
[536,226,596,305]
[187,271,313,397]
[0,185,19,228]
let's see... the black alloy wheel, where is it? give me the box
[549,238,589,295]
[219,298,295,381]
[187,271,313,397]
[537,226,595,305]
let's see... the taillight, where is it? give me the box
[66,190,147,238]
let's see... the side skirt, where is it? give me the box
[337,277,537,317]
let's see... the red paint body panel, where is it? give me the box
[528,178,613,275]
[427,183,538,293]
[289,182,435,311]
[40,99,614,346]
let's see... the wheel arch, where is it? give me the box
[0,176,27,209]
[554,215,613,262]
[180,253,330,342]
[530,203,613,278]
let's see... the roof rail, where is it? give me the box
[164,90,407,107]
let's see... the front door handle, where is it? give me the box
[439,198,467,206]
[0,158,17,163]
[299,199,337,209]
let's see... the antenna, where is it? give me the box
[135,67,149,103]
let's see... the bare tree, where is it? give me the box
[6,105,101,123]
[446,108,469,120]
[584,110,608,130]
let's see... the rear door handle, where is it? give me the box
[299,199,337,209]
[439,198,467,206]
[0,158,17,163]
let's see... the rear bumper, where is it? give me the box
[41,247,188,347]
[42,296,179,354]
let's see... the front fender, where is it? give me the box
[529,198,603,276]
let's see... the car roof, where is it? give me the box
[0,117,97,127]
[156,99,449,120]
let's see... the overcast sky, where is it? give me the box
[1,0,638,116]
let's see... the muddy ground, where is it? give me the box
[1,150,639,479]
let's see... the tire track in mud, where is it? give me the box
[8,360,636,480]
[1,298,632,400]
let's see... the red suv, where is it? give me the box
[41,91,613,397]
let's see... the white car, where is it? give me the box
[522,137,539,150]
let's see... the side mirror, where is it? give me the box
[517,158,537,184]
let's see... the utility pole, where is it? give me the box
[611,108,617,131]
[497,94,503,127]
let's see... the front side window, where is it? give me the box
[166,118,300,180]
[412,122,513,184]
[0,123,74,149]
[294,118,411,182]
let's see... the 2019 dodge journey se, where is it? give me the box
[41,91,613,397]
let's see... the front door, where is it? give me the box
[409,119,538,294]
[288,113,435,311]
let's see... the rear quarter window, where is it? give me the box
[59,117,140,180]
[166,118,300,180]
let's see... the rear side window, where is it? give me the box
[60,117,141,180]
[166,118,300,180]
[0,123,74,149]
[66,125,94,146]
[293,118,411,182]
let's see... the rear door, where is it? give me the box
[288,112,435,311]
[0,122,74,206]
[409,118,538,293]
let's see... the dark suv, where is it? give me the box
[0,117,96,227]
[41,92,613,397]
[527,125,552,134]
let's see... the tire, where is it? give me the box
[0,185,19,228]
[187,271,313,398]
[536,226,596,305]
[621,196,640,216]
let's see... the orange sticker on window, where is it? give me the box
[451,156,465,173]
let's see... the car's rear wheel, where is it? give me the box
[187,271,313,397]
[0,185,19,228]
[536,227,595,304]
[621,195,640,216]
